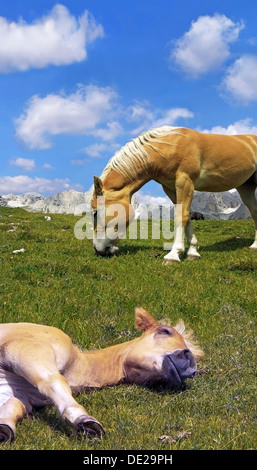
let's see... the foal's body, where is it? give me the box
[0,308,203,443]
[91,127,257,261]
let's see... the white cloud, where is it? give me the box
[221,55,257,104]
[171,14,244,77]
[199,118,257,135]
[127,101,194,135]
[15,84,121,149]
[151,108,194,129]
[43,163,54,169]
[0,175,82,195]
[127,101,155,124]
[82,143,108,158]
[70,159,86,166]
[79,142,120,158]
[15,83,194,151]
[135,191,171,207]
[91,121,123,141]
[10,157,36,171]
[0,4,104,73]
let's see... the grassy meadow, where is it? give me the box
[0,206,256,450]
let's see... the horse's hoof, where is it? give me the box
[0,424,15,443]
[187,254,201,261]
[75,416,105,439]
[162,258,180,265]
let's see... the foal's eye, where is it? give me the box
[159,327,173,336]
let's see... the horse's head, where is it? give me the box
[91,176,134,256]
[123,307,204,389]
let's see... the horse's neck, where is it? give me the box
[67,339,135,389]
[103,169,151,199]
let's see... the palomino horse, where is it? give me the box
[0,307,203,443]
[91,126,257,262]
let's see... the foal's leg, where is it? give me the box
[0,397,27,443]
[163,174,199,263]
[3,340,104,439]
[236,178,257,249]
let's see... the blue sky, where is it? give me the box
[1,0,257,201]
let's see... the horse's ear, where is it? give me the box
[94,176,103,196]
[135,307,158,331]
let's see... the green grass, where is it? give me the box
[0,207,256,450]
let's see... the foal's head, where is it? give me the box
[123,307,204,389]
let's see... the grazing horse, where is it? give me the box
[91,126,257,262]
[0,307,203,443]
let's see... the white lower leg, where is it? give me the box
[250,230,257,249]
[164,224,185,263]
[187,235,200,259]
[186,222,200,259]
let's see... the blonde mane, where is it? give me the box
[100,126,183,182]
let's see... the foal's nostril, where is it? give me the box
[180,349,191,360]
[170,349,197,380]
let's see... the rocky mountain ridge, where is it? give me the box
[0,189,252,220]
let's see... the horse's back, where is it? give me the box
[191,131,257,191]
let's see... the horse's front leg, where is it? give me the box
[163,204,186,263]
[185,220,201,260]
[163,174,198,263]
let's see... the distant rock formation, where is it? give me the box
[191,191,251,220]
[1,190,91,214]
[1,192,44,208]
[134,190,251,220]
[0,195,7,207]
[0,189,253,219]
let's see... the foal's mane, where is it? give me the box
[159,318,204,359]
[100,126,183,182]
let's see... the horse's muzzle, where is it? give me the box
[94,244,119,257]
[162,349,197,388]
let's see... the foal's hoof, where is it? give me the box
[75,416,105,439]
[0,424,15,443]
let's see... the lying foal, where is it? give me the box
[0,307,203,443]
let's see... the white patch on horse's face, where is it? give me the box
[93,236,119,256]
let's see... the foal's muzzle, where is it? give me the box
[162,349,197,388]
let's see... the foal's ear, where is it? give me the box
[135,307,158,331]
[94,176,103,196]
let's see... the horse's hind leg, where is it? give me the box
[236,178,257,249]
[0,397,27,443]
